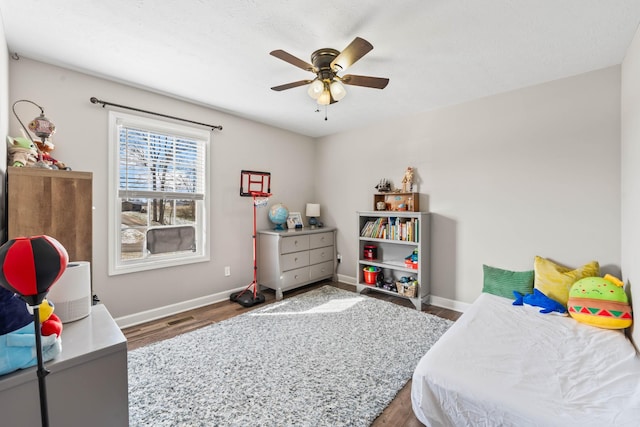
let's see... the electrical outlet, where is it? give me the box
[224,266,231,276]
[337,253,342,263]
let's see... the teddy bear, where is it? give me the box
[0,287,62,376]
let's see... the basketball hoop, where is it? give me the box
[231,171,272,307]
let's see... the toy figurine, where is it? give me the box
[7,136,38,167]
[375,178,391,192]
[401,167,414,192]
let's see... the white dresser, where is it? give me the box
[257,228,337,299]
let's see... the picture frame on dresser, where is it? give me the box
[287,212,303,229]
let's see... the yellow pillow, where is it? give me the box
[533,256,599,306]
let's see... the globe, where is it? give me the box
[268,203,289,230]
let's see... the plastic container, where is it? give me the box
[363,245,378,260]
[363,267,380,285]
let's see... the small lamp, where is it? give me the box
[306,203,321,228]
[12,99,56,166]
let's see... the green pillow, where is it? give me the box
[482,264,534,299]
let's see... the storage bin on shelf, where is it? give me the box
[396,281,418,297]
[363,266,381,285]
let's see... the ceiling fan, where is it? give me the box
[270,37,389,105]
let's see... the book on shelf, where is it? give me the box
[360,216,420,242]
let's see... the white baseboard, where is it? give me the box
[429,295,470,313]
[337,273,356,285]
[114,285,247,329]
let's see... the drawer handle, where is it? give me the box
[294,240,298,245]
[294,275,299,279]
[294,257,298,262]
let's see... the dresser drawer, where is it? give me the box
[281,251,309,271]
[309,246,334,265]
[310,261,334,280]
[282,267,310,287]
[310,232,334,249]
[281,235,310,254]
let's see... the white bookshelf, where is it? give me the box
[356,211,430,310]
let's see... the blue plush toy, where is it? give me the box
[0,287,61,376]
[513,289,567,315]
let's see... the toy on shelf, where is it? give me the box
[405,249,418,269]
[374,178,391,193]
[401,166,414,192]
[7,136,38,167]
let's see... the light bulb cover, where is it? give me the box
[330,81,347,101]
[317,90,331,105]
[307,80,324,100]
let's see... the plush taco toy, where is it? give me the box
[567,274,633,329]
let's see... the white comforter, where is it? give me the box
[411,292,640,426]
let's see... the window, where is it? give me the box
[108,111,210,275]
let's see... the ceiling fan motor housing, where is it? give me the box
[311,48,340,81]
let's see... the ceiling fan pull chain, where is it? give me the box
[325,105,328,121]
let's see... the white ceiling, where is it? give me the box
[1,0,639,138]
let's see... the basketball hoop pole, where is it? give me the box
[230,190,271,306]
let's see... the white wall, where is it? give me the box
[8,58,315,320]
[621,24,640,349]
[0,15,8,242]
[317,67,621,306]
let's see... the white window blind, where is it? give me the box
[118,126,205,201]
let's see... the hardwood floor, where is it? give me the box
[122,280,462,426]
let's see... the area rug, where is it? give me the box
[128,285,453,426]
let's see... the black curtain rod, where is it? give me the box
[90,97,223,131]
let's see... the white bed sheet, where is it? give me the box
[412,292,640,427]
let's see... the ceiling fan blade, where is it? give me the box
[341,74,389,89]
[270,50,315,72]
[271,80,313,91]
[331,37,373,71]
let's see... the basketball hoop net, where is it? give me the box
[252,191,271,208]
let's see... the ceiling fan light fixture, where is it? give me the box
[330,80,346,101]
[317,89,331,105]
[307,80,324,99]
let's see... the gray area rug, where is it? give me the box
[128,285,453,426]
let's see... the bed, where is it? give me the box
[411,292,640,426]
